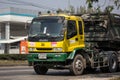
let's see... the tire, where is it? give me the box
[69,54,85,75]
[101,54,118,73]
[33,64,48,75]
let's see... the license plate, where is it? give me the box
[38,54,47,59]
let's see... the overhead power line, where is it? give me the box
[6,0,57,11]
[0,1,24,5]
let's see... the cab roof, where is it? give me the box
[35,13,83,21]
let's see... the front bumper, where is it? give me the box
[27,53,68,62]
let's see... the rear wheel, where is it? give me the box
[69,54,85,75]
[33,64,48,75]
[101,54,118,73]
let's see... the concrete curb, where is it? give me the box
[0,60,28,66]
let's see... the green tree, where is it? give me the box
[69,5,75,14]
[86,0,120,9]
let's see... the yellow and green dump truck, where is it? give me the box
[27,12,120,75]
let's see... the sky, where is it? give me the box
[0,0,119,14]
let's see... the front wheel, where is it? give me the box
[69,54,85,75]
[33,64,48,75]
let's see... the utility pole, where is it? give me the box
[4,22,10,54]
[68,0,71,13]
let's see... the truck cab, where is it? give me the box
[28,14,85,53]
[27,14,85,75]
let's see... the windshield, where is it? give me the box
[28,16,66,42]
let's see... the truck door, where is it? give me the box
[78,21,84,47]
[67,20,79,51]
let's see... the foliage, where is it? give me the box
[0,54,27,60]
[86,0,99,8]
[76,6,99,14]
[56,0,119,14]
[86,0,120,12]
[114,0,120,9]
[86,0,120,9]
[104,6,114,13]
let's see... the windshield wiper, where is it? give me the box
[29,33,51,37]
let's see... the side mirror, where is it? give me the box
[25,20,32,29]
[25,20,32,34]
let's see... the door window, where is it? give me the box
[67,20,77,39]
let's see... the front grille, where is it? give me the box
[36,48,52,50]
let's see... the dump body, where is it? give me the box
[77,13,120,50]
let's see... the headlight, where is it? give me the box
[53,48,63,52]
[29,48,35,51]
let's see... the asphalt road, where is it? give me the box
[0,66,120,80]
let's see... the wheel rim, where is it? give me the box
[75,59,83,73]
